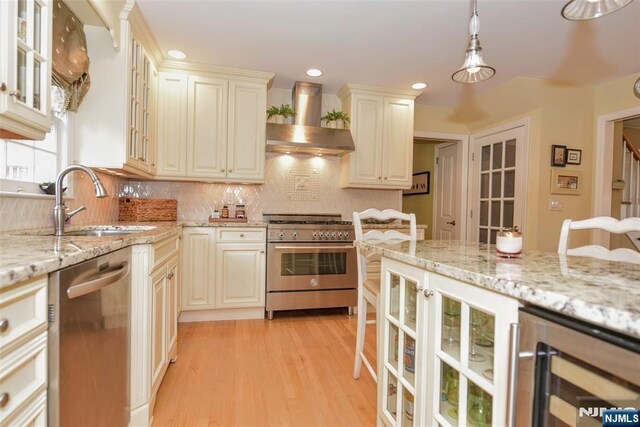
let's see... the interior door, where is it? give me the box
[469,126,527,244]
[434,143,459,240]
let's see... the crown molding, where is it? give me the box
[337,83,422,100]
[159,60,275,83]
[120,2,163,67]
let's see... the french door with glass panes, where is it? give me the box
[470,125,527,244]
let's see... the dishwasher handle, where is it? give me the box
[67,261,130,299]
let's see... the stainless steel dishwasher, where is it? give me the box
[48,248,131,427]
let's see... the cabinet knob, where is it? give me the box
[0,392,9,408]
[167,272,175,280]
[423,289,434,298]
[0,82,6,92]
[228,169,233,173]
[260,250,265,253]
[9,89,22,99]
[240,233,244,237]
[0,318,8,333]
[378,176,381,179]
[384,177,388,180]
[220,168,225,172]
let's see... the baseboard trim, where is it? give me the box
[178,307,265,322]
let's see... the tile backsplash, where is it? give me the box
[1,154,400,231]
[134,154,401,221]
[0,171,122,231]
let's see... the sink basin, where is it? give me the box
[13,226,157,237]
[63,229,143,237]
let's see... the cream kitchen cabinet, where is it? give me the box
[0,0,52,140]
[130,235,179,427]
[0,276,47,426]
[378,258,520,427]
[156,64,273,183]
[338,84,419,189]
[74,5,160,178]
[181,227,266,321]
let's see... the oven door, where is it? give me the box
[267,242,357,291]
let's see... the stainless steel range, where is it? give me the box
[264,213,357,320]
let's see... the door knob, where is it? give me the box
[446,220,456,226]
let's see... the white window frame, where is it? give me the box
[0,113,71,197]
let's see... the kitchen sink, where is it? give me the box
[14,226,157,237]
[63,229,144,237]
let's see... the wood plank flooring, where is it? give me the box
[153,309,378,427]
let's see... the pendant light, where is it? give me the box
[561,0,634,20]
[452,0,495,84]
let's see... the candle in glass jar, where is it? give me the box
[496,227,522,255]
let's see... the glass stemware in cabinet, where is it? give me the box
[441,362,460,425]
[469,309,488,363]
[403,334,416,387]
[467,382,492,427]
[404,280,417,331]
[388,323,400,366]
[441,297,461,361]
[387,373,398,421]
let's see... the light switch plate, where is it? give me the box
[550,200,563,211]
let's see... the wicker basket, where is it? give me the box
[118,197,177,222]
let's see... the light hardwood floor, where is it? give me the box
[153,309,378,427]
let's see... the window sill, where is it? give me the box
[0,191,75,200]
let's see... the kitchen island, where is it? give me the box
[354,239,640,427]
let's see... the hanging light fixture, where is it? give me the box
[561,0,634,20]
[452,0,495,84]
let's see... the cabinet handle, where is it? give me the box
[220,168,225,172]
[240,233,244,237]
[0,318,8,332]
[228,169,233,173]
[260,250,265,253]
[507,323,521,427]
[167,272,175,280]
[151,163,155,167]
[378,176,381,179]
[0,82,6,92]
[384,177,388,180]
[9,89,22,99]
[423,289,434,298]
[0,392,9,408]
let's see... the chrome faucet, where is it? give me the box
[53,165,108,236]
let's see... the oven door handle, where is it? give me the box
[272,245,354,250]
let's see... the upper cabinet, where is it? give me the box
[156,63,272,183]
[338,84,419,189]
[74,5,161,178]
[0,0,52,140]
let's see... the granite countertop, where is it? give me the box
[354,239,640,339]
[0,220,267,288]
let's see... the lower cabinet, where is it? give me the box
[130,236,180,427]
[379,258,520,427]
[0,276,47,426]
[181,227,266,321]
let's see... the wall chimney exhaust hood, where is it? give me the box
[266,81,355,156]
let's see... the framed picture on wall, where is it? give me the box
[551,169,582,195]
[551,144,567,167]
[566,149,582,165]
[403,171,430,196]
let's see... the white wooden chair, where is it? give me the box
[557,216,640,264]
[353,208,417,382]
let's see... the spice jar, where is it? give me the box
[496,226,523,257]
[221,205,229,219]
[236,204,246,219]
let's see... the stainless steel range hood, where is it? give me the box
[266,81,355,156]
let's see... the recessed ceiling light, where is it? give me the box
[412,82,428,90]
[306,68,323,77]
[167,50,187,59]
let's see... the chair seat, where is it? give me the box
[363,277,380,296]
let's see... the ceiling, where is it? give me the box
[135,0,640,107]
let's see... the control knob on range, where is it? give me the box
[338,231,343,238]
[312,231,318,239]
[345,231,350,239]
[279,232,285,239]
[331,231,337,238]
[319,231,324,238]
[292,232,297,239]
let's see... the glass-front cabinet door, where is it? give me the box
[429,272,519,427]
[1,0,51,139]
[379,258,428,427]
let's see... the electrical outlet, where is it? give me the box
[550,200,563,211]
